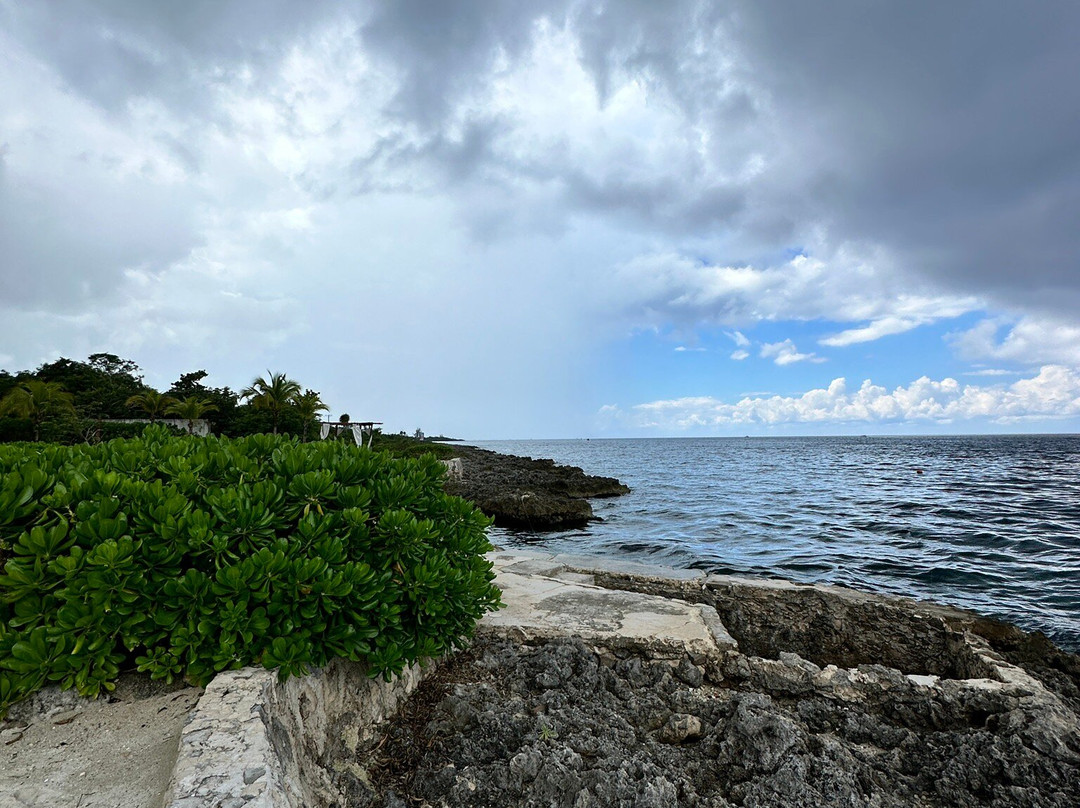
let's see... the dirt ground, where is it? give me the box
[0,675,201,808]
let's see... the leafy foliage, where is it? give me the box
[126,390,179,422]
[166,396,219,434]
[0,426,500,716]
[371,432,458,460]
[294,389,329,442]
[1,354,458,448]
[0,418,34,443]
[1,359,327,443]
[36,354,147,420]
[166,370,242,435]
[0,380,77,441]
[241,372,303,435]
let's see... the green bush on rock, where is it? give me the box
[0,426,501,715]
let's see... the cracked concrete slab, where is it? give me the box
[480,553,736,661]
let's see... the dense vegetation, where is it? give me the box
[0,354,332,444]
[369,431,458,460]
[0,427,501,716]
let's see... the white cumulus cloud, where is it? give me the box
[609,366,1080,430]
[609,251,982,342]
[948,317,1080,366]
[760,339,824,366]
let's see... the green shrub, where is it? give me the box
[1,417,184,445]
[93,421,186,442]
[369,432,458,460]
[0,426,500,715]
[0,418,33,443]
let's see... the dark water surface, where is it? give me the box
[475,436,1080,652]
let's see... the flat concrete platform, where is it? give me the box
[480,551,737,661]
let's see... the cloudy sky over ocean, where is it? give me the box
[2,1,1079,437]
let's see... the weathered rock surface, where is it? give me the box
[480,565,735,661]
[356,551,1080,808]
[444,446,629,530]
[367,636,1079,807]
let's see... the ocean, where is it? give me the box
[475,435,1080,652]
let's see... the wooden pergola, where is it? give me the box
[319,419,382,448]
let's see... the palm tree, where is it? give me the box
[166,396,218,435]
[294,389,329,442]
[0,379,76,441]
[241,372,302,435]
[125,390,178,423]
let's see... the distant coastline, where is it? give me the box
[444,443,629,530]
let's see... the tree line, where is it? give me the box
[0,353,330,443]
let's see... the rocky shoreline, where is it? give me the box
[4,554,1078,807]
[370,635,1078,807]
[362,552,1080,808]
[444,445,630,530]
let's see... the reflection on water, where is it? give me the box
[476,435,1080,652]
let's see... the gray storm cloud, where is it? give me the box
[1,1,1078,434]
[5,1,1077,304]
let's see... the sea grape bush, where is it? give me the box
[0,426,501,715]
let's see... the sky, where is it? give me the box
[1,1,1079,439]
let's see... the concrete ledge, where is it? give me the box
[163,659,426,808]
[480,570,729,662]
[165,668,277,808]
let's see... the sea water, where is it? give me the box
[475,435,1080,652]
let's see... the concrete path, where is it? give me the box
[480,550,738,662]
[0,677,201,808]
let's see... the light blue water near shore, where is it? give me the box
[474,435,1080,652]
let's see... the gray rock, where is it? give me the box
[746,656,817,695]
[535,670,561,689]
[673,657,704,688]
[357,635,1080,808]
[445,447,629,530]
[509,750,543,783]
[154,552,1080,808]
[657,713,703,744]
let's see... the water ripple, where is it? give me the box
[480,435,1080,652]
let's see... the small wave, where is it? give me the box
[477,435,1080,651]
